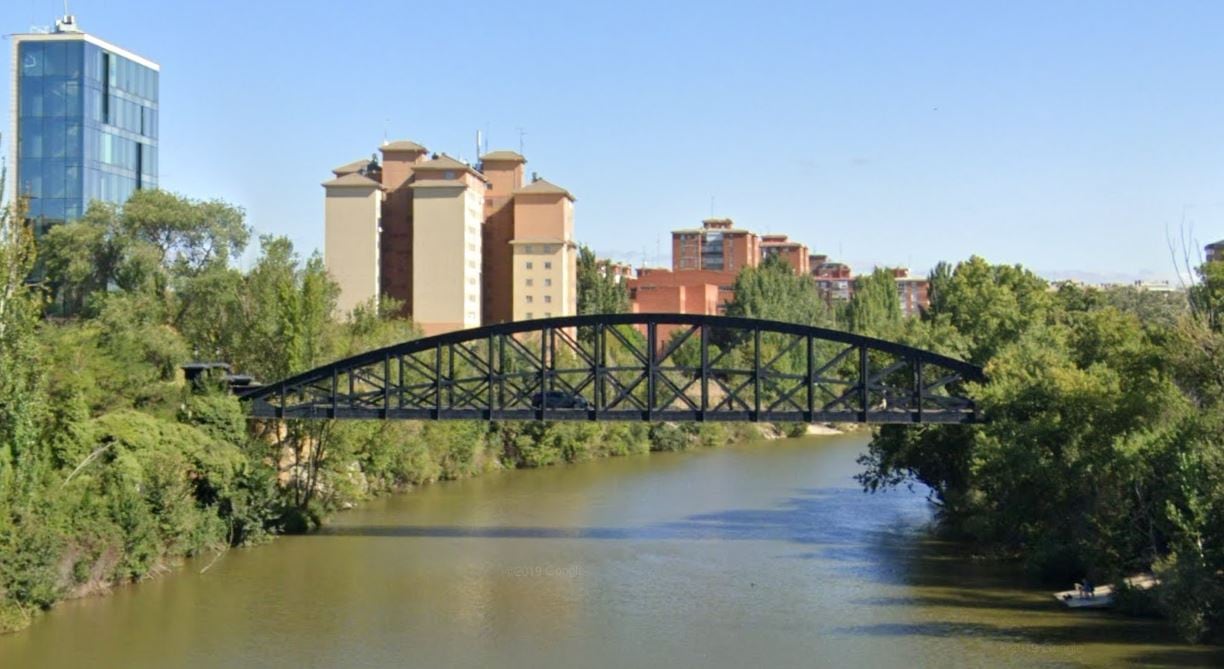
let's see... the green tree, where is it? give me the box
[577,245,628,315]
[1190,260,1224,331]
[39,190,250,320]
[843,267,902,337]
[857,254,1224,642]
[724,253,830,326]
[921,256,1051,365]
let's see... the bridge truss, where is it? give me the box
[239,314,984,424]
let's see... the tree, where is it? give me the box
[121,189,248,276]
[0,162,60,629]
[577,245,628,315]
[921,256,1051,365]
[724,253,830,326]
[843,267,901,337]
[1190,260,1224,332]
[38,190,251,319]
[226,236,337,381]
[0,168,45,470]
[39,202,151,315]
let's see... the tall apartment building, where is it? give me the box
[322,169,382,315]
[811,257,853,305]
[632,218,820,323]
[510,178,577,321]
[480,150,526,324]
[628,217,759,320]
[760,234,810,274]
[409,154,486,335]
[378,140,431,311]
[10,14,159,236]
[322,140,577,334]
[672,218,760,274]
[891,267,930,318]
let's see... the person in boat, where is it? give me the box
[1083,577,1095,598]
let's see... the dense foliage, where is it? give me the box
[842,267,901,338]
[576,244,629,316]
[724,253,832,326]
[858,255,1224,641]
[0,186,754,633]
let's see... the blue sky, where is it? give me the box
[5,0,1223,281]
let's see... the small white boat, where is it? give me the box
[1053,574,1158,609]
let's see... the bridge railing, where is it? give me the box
[239,314,984,424]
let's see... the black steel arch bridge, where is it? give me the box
[238,314,985,424]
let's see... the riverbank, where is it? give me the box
[0,419,767,635]
[5,431,1222,668]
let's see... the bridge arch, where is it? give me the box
[239,314,984,424]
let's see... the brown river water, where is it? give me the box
[1,432,1221,668]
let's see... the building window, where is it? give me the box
[544,312,552,318]
[544,278,552,287]
[468,260,477,268]
[544,261,552,270]
[526,278,533,286]
[526,245,535,254]
[444,170,455,179]
[526,312,533,319]
[468,294,476,302]
[526,295,533,303]
[544,295,552,304]
[526,261,533,269]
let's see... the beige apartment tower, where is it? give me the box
[322,172,383,316]
[323,139,577,335]
[409,155,486,336]
[511,178,577,320]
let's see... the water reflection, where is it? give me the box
[320,486,923,544]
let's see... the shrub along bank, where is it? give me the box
[0,188,763,633]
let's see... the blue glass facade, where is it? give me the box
[16,37,158,236]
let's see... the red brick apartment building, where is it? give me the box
[761,234,810,275]
[891,267,930,318]
[810,255,853,306]
[623,219,930,328]
[629,218,758,318]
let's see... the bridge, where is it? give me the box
[238,314,984,424]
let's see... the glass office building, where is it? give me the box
[11,17,159,236]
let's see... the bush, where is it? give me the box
[648,423,689,452]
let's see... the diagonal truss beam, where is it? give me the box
[240,314,984,424]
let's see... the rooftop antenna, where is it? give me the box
[382,118,389,146]
[476,129,482,160]
[516,127,527,155]
[55,1,81,33]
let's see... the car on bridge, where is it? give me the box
[530,390,590,410]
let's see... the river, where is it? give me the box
[1,432,1221,667]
